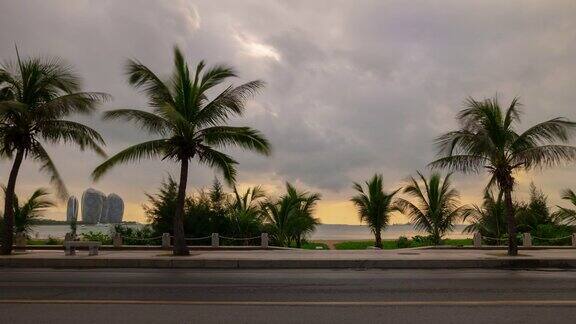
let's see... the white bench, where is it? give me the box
[64,241,101,256]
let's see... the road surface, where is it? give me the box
[1,268,575,323]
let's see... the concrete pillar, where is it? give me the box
[113,233,122,248]
[473,232,482,248]
[523,233,532,247]
[572,233,576,247]
[261,233,269,249]
[161,233,171,249]
[211,233,219,248]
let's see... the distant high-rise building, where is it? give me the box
[66,196,78,222]
[81,188,106,224]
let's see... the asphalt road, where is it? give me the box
[1,268,576,323]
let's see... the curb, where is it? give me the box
[2,257,576,269]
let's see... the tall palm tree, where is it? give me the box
[1,187,55,236]
[262,183,321,248]
[0,48,108,254]
[351,174,400,249]
[430,96,576,255]
[555,189,576,225]
[92,47,271,255]
[396,172,465,245]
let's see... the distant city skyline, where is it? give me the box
[1,0,576,224]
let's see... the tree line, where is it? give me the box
[2,46,576,255]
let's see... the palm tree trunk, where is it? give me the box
[172,159,190,256]
[504,188,518,256]
[374,230,382,249]
[2,149,24,255]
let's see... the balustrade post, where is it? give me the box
[161,233,171,249]
[522,233,532,247]
[211,233,219,248]
[261,233,269,249]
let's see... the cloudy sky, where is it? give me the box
[1,0,576,224]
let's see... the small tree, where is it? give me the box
[351,174,399,249]
[396,172,465,245]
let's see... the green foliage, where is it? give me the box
[145,177,274,246]
[335,237,474,250]
[396,172,465,245]
[45,236,62,245]
[533,224,573,246]
[555,188,576,225]
[396,236,411,248]
[462,190,507,244]
[261,183,321,248]
[335,240,397,250]
[351,174,400,248]
[112,224,160,245]
[516,183,556,233]
[299,242,329,250]
[81,231,112,244]
[1,187,55,236]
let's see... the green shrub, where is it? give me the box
[45,236,62,245]
[112,225,160,245]
[81,231,112,244]
[533,224,573,246]
[410,235,435,247]
[396,236,411,248]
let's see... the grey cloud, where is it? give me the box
[1,0,576,221]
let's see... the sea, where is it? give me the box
[29,223,471,241]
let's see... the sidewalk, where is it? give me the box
[1,248,576,269]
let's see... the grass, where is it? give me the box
[299,242,330,250]
[335,238,473,250]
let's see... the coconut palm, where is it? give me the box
[396,172,466,245]
[555,189,576,225]
[462,190,507,244]
[228,186,266,239]
[262,183,321,247]
[351,174,400,249]
[430,96,576,255]
[1,187,55,236]
[92,47,271,255]
[0,49,108,254]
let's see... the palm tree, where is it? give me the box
[0,48,108,254]
[396,172,466,245]
[92,47,271,255]
[1,187,55,236]
[228,186,266,239]
[462,190,507,244]
[430,96,576,255]
[555,189,576,225]
[262,183,321,247]
[351,174,400,249]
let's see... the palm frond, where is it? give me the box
[30,143,67,200]
[125,59,173,108]
[92,139,168,181]
[195,80,265,127]
[38,120,106,157]
[200,126,271,155]
[37,92,111,118]
[196,145,238,185]
[103,109,170,136]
